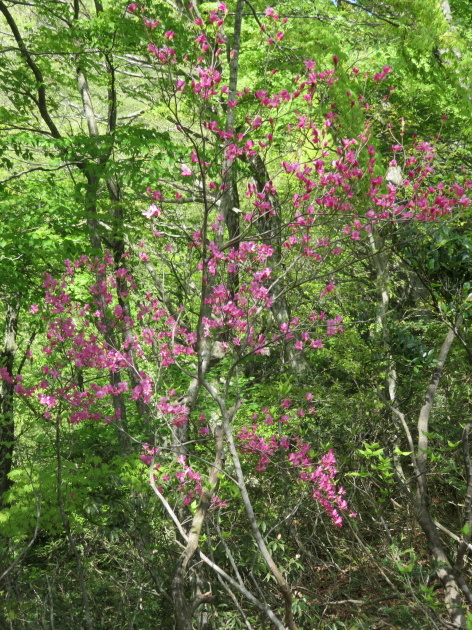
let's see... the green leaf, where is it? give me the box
[461,523,471,536]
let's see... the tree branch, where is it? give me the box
[0,162,81,185]
[0,1,61,138]
[148,468,286,629]
[417,316,462,498]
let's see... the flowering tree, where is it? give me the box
[1,1,472,628]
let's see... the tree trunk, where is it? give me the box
[414,498,466,627]
[172,425,223,630]
[0,299,19,503]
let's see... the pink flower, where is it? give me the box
[265,6,279,18]
[142,204,161,218]
[164,30,175,39]
[38,394,58,408]
[212,496,228,508]
[0,367,13,384]
[30,304,39,314]
[127,3,139,12]
[320,281,335,298]
[181,165,192,177]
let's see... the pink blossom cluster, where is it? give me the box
[141,447,228,508]
[140,444,160,466]
[7,254,201,425]
[147,43,176,64]
[156,396,189,427]
[372,65,392,83]
[236,419,354,526]
[130,7,470,233]
[191,66,222,99]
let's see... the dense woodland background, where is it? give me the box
[0,0,472,628]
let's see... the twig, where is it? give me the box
[0,162,82,185]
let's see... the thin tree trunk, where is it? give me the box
[0,299,20,503]
[391,319,467,627]
[249,154,308,374]
[413,320,466,627]
[368,231,396,402]
[371,225,467,626]
[219,400,298,630]
[82,170,131,452]
[172,425,224,630]
[77,61,133,452]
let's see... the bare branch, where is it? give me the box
[148,468,286,629]
[0,1,61,138]
[0,162,81,184]
[417,316,462,497]
[339,0,400,28]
